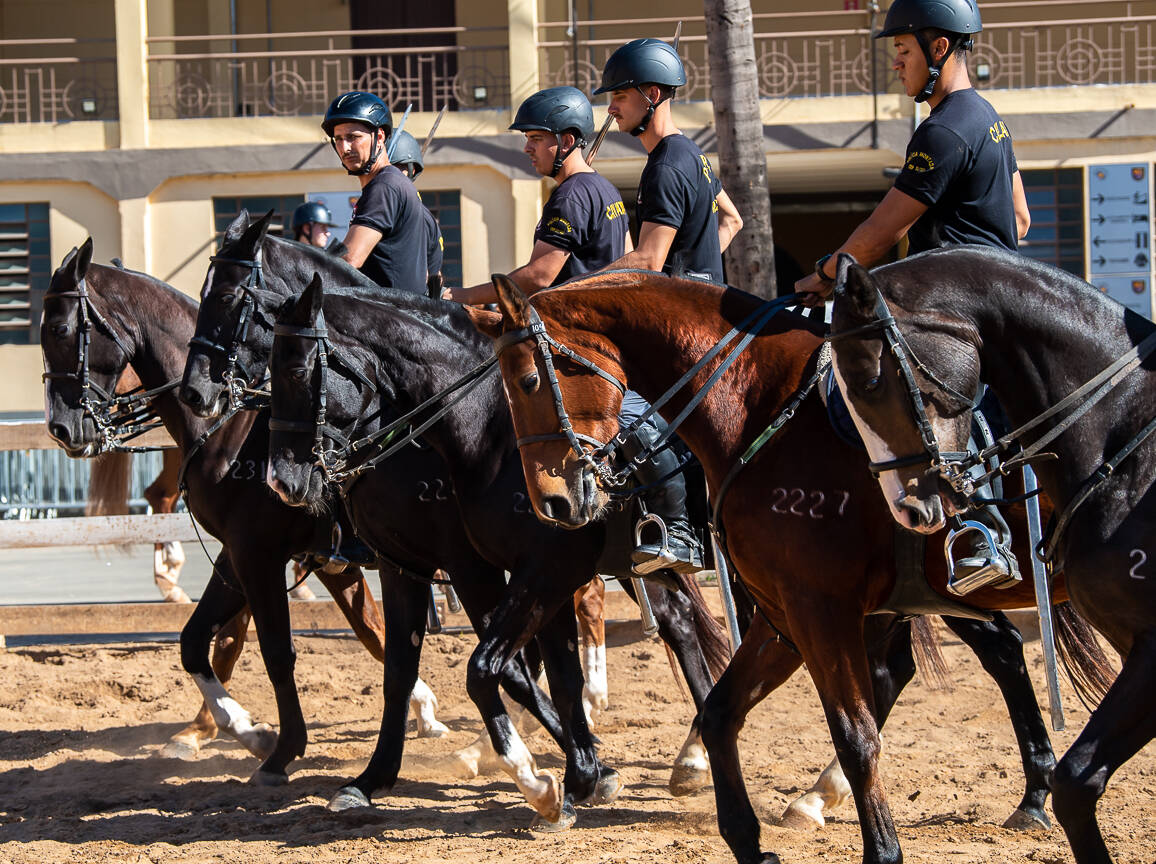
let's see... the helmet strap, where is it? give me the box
[550,132,579,178]
[630,86,666,137]
[914,32,962,104]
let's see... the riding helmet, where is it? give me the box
[593,38,686,95]
[510,86,595,144]
[876,0,982,41]
[291,201,335,234]
[388,130,424,177]
[321,91,392,137]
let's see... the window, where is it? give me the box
[1020,168,1085,277]
[421,190,462,285]
[212,196,305,249]
[0,203,50,345]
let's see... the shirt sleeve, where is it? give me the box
[535,191,586,254]
[350,178,396,234]
[893,122,969,207]
[637,160,694,230]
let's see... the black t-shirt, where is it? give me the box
[349,165,428,293]
[421,205,444,277]
[636,134,724,282]
[894,88,1019,254]
[534,172,629,286]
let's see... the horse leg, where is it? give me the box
[943,612,1055,829]
[147,450,188,603]
[699,614,802,864]
[1052,629,1156,864]
[162,607,250,759]
[574,576,608,726]
[328,568,430,810]
[178,558,277,761]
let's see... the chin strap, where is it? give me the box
[629,86,668,137]
[914,33,969,104]
[549,133,583,178]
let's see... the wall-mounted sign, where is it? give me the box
[1088,163,1154,318]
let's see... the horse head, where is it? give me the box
[468,274,623,528]
[41,238,137,457]
[830,253,982,533]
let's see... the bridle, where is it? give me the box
[42,276,175,453]
[188,251,273,410]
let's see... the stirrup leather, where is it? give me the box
[631,513,680,575]
[944,520,1021,596]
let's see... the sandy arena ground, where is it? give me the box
[1,619,1153,864]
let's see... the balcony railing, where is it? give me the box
[0,37,117,123]
[539,1,1156,101]
[145,27,510,120]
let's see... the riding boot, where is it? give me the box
[621,423,704,576]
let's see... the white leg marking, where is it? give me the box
[580,642,609,726]
[410,676,449,738]
[781,755,853,830]
[191,673,275,758]
[669,729,711,796]
[494,715,561,821]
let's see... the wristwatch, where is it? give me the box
[814,253,834,283]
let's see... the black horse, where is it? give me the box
[179,213,731,827]
[831,246,1151,864]
[40,238,545,787]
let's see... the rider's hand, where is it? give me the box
[795,272,834,307]
[441,285,459,302]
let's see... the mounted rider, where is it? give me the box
[589,39,743,575]
[322,91,427,294]
[291,200,337,250]
[387,129,446,299]
[797,0,1031,592]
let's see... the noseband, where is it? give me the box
[42,276,172,453]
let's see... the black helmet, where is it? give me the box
[593,38,686,95]
[876,0,982,40]
[389,130,424,178]
[322,91,392,137]
[510,86,595,142]
[877,0,981,103]
[291,201,335,234]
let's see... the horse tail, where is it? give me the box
[85,452,131,517]
[675,572,732,682]
[1054,600,1116,709]
[910,616,952,692]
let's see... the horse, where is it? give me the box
[467,269,1114,863]
[180,212,729,827]
[39,239,464,775]
[828,246,1154,864]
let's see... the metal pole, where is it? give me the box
[711,529,742,653]
[1024,464,1065,731]
[868,1,879,149]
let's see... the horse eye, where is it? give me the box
[53,324,69,338]
[216,293,236,305]
[863,376,881,393]
[290,367,308,383]
[520,372,540,394]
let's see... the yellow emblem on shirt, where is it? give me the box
[546,216,573,236]
[905,151,935,173]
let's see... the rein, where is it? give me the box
[43,276,177,453]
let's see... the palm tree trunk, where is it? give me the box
[703,0,777,297]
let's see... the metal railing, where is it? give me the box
[0,37,118,123]
[145,27,510,119]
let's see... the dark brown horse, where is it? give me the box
[467,270,1113,864]
[829,246,1154,864]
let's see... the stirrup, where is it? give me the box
[631,513,680,575]
[320,523,350,575]
[944,520,1021,596]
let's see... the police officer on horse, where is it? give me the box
[797,0,1031,590]
[387,129,446,299]
[291,201,337,250]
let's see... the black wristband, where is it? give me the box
[814,253,834,283]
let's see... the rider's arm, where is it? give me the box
[341,224,384,270]
[716,189,743,253]
[445,242,571,305]
[603,221,676,273]
[1012,170,1031,241]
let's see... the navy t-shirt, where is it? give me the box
[349,165,428,293]
[895,88,1019,254]
[534,172,629,285]
[636,134,724,282]
[421,205,444,277]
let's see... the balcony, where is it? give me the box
[0,37,117,123]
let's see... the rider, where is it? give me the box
[321,91,427,293]
[291,201,336,249]
[387,129,446,299]
[589,39,744,574]
[796,0,1031,589]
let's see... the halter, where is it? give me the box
[188,251,272,410]
[42,276,175,453]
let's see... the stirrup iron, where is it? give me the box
[321,523,350,575]
[944,520,1021,596]
[631,513,679,575]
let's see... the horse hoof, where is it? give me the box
[1003,808,1051,830]
[417,721,450,739]
[242,723,278,760]
[327,787,371,812]
[530,800,577,833]
[588,770,622,805]
[668,763,710,797]
[159,739,200,761]
[779,793,825,831]
[249,768,288,787]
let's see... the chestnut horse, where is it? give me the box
[829,246,1154,864]
[469,270,1113,864]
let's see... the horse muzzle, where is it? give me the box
[46,417,98,458]
[892,492,945,534]
[535,465,602,528]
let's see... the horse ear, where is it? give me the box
[464,305,503,339]
[223,210,250,245]
[293,272,324,325]
[238,209,275,252]
[835,254,876,319]
[74,237,94,283]
[491,273,531,327]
